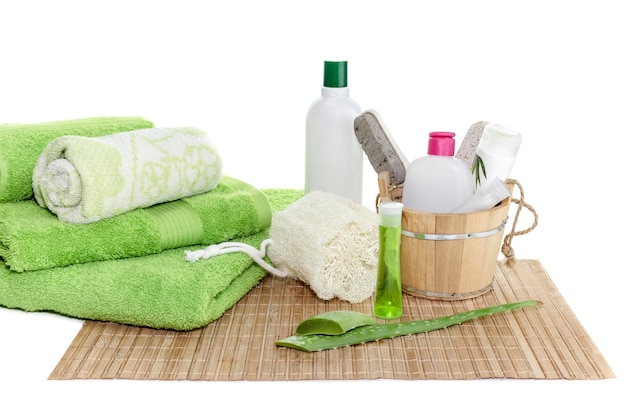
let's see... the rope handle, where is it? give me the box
[501,178,539,267]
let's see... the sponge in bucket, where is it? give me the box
[268,191,379,303]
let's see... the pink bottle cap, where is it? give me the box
[427,132,456,156]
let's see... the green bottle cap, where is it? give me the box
[323,61,348,88]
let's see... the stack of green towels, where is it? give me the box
[0,117,302,330]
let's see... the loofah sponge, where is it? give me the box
[268,191,379,303]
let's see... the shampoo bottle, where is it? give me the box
[305,61,363,204]
[402,132,474,213]
[374,201,404,320]
[472,123,522,189]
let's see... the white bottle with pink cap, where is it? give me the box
[402,131,474,213]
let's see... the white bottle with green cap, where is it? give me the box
[305,60,363,204]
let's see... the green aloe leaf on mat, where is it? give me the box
[295,310,378,336]
[276,300,540,352]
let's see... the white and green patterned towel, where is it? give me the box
[33,127,222,223]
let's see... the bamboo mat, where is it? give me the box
[49,259,615,381]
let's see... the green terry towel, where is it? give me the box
[33,126,222,224]
[0,176,274,272]
[0,116,154,203]
[0,188,303,331]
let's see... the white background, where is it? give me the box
[1,1,623,415]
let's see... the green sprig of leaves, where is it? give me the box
[471,154,487,187]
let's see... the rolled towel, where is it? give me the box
[33,126,222,223]
[0,176,274,272]
[0,116,154,202]
[268,191,379,303]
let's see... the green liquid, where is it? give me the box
[374,224,403,320]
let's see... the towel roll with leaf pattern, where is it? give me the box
[32,127,222,223]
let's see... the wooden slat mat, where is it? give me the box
[49,259,615,380]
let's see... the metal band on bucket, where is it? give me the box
[401,218,508,241]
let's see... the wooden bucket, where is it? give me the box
[377,171,510,300]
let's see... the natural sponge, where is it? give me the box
[268,191,379,303]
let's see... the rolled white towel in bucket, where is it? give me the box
[33,127,222,223]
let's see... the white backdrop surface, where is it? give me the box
[1,1,623,416]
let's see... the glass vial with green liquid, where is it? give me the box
[374,201,404,319]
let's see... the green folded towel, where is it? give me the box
[0,116,154,203]
[0,176,273,272]
[0,188,303,331]
[33,126,222,223]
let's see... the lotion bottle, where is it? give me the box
[305,61,363,204]
[402,132,474,213]
[472,123,522,189]
[451,177,510,213]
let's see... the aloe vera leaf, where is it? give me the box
[276,299,540,352]
[295,310,378,335]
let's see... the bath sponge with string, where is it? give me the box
[268,191,379,303]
